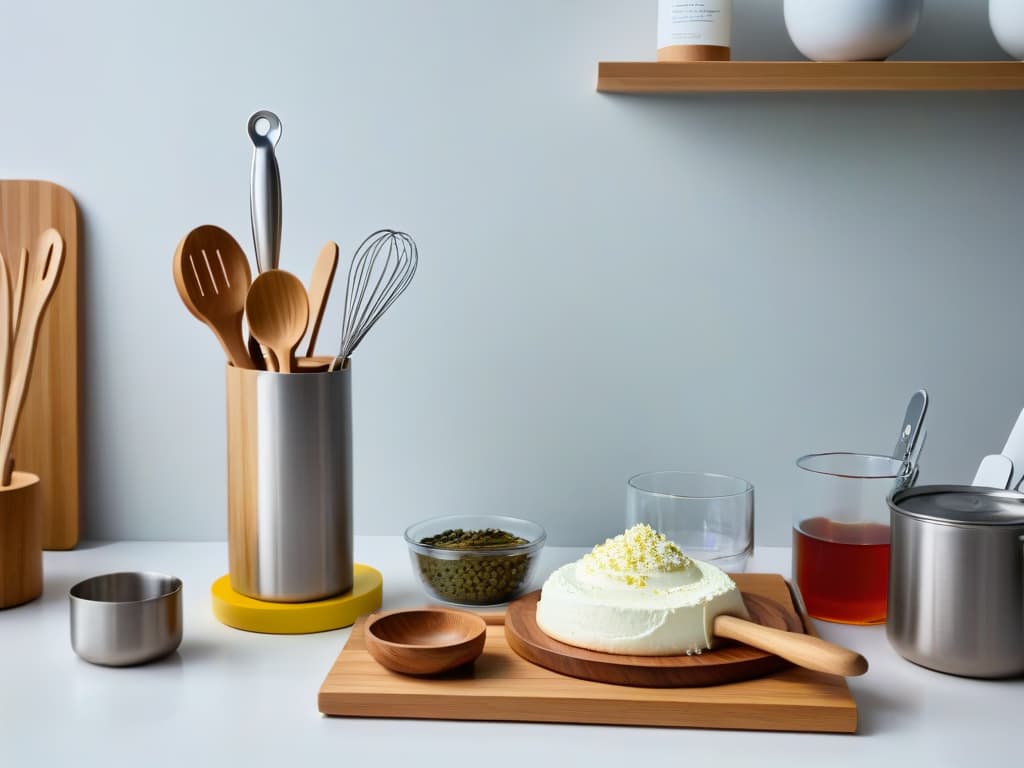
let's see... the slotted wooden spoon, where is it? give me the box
[173,225,253,368]
[0,229,66,485]
[245,269,309,373]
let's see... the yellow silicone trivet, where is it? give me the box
[211,563,383,634]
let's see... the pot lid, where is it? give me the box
[891,485,1024,526]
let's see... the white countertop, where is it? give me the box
[0,539,1018,766]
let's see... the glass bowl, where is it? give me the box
[404,515,547,606]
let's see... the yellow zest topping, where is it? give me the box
[579,524,692,588]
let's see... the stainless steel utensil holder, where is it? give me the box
[226,363,352,602]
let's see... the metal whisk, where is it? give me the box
[330,229,418,370]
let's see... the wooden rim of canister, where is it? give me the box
[0,471,40,493]
[657,45,731,62]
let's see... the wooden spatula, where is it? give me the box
[305,241,339,357]
[246,269,309,373]
[173,225,253,369]
[0,229,66,486]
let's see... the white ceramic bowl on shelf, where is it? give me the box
[784,0,923,62]
[991,0,1024,60]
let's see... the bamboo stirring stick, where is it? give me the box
[5,248,29,486]
[0,229,65,486]
[5,249,28,487]
[11,248,27,336]
[0,251,11,439]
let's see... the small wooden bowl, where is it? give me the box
[365,608,487,675]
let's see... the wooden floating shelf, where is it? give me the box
[597,61,1024,93]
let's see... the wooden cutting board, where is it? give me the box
[318,573,858,733]
[0,181,80,549]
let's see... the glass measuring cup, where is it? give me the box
[793,452,915,625]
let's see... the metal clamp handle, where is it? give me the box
[893,390,928,464]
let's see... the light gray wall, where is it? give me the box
[4,0,1023,545]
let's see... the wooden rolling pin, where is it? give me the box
[714,614,868,677]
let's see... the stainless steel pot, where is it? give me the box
[887,485,1024,678]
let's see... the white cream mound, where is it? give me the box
[535,524,749,656]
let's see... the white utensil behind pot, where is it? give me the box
[998,407,1024,490]
[973,454,1013,489]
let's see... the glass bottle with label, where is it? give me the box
[657,0,733,61]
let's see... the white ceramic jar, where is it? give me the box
[991,0,1024,60]
[784,0,923,62]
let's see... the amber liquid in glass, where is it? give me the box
[793,517,890,625]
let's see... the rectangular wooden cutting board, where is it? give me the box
[0,180,81,549]
[318,574,858,733]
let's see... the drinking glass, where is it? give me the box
[793,452,914,625]
[626,471,754,573]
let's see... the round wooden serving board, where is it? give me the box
[505,590,804,687]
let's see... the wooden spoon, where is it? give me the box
[714,614,868,677]
[173,225,253,369]
[304,241,338,357]
[0,229,66,485]
[245,270,309,373]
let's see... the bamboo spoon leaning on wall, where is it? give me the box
[0,252,11,434]
[2,248,27,482]
[10,249,27,346]
[0,229,66,486]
